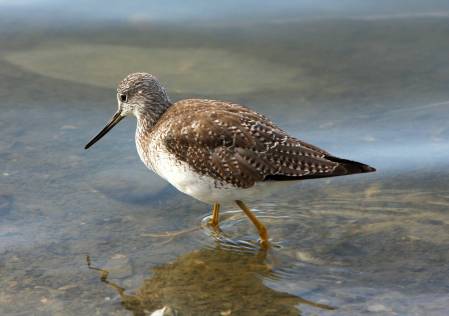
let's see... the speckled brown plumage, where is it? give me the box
[153,99,374,188]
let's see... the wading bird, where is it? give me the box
[85,73,375,247]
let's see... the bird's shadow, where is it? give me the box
[86,244,336,315]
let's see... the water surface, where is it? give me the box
[0,1,448,315]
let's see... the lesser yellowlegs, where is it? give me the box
[85,73,375,247]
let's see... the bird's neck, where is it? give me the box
[135,100,172,138]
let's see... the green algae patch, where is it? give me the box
[4,43,301,95]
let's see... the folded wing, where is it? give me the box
[163,100,375,188]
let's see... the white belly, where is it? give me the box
[138,145,293,204]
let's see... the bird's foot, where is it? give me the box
[258,238,270,249]
[206,219,221,231]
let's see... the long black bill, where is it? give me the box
[85,111,124,149]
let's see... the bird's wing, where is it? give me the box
[162,100,368,188]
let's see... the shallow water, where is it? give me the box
[1,1,449,315]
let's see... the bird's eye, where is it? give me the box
[120,94,128,102]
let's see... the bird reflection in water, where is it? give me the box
[87,246,335,315]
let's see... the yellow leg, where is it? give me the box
[208,203,220,227]
[235,200,269,247]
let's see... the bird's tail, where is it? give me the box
[326,156,376,175]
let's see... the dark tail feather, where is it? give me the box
[326,156,376,175]
[264,156,375,181]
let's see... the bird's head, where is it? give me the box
[117,72,170,117]
[85,73,171,149]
